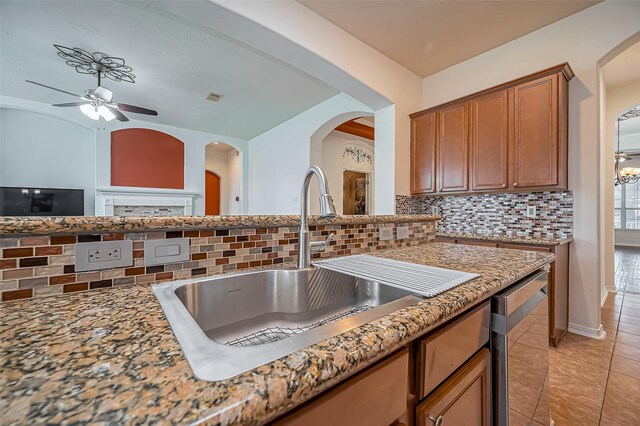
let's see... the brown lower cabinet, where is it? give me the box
[436,236,569,346]
[273,302,491,426]
[416,349,491,426]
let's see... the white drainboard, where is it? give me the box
[313,254,479,298]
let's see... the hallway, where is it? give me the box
[550,246,640,425]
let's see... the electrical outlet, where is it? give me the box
[431,206,439,215]
[526,205,537,218]
[76,240,133,272]
[379,227,393,241]
[88,248,122,262]
[397,226,410,239]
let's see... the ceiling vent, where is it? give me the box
[205,92,224,103]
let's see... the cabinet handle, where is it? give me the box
[428,415,444,426]
[512,182,518,187]
[501,184,506,188]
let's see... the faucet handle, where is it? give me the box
[310,233,335,252]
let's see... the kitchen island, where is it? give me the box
[0,243,553,425]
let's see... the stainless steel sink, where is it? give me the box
[153,267,423,381]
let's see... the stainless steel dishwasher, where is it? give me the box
[491,267,550,425]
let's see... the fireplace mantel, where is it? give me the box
[95,187,197,216]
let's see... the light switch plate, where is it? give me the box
[379,227,393,241]
[75,240,133,272]
[396,226,410,239]
[431,206,439,215]
[144,238,190,266]
[526,205,537,218]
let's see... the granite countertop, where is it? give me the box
[0,243,554,425]
[436,230,573,246]
[0,214,440,236]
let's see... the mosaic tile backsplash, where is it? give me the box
[396,191,573,238]
[0,221,435,302]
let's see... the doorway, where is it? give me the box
[205,170,221,215]
[204,142,241,215]
[343,170,369,215]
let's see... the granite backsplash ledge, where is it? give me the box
[0,214,439,236]
[396,191,573,239]
[0,221,436,302]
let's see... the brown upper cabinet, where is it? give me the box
[470,90,509,191]
[411,111,437,193]
[438,102,469,192]
[410,63,573,195]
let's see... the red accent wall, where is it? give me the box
[111,129,185,189]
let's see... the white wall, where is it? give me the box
[248,93,374,214]
[616,230,640,247]
[227,148,242,215]
[420,1,640,338]
[320,131,374,215]
[0,107,96,214]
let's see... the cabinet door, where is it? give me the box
[470,90,509,191]
[511,74,559,189]
[438,103,469,192]
[416,349,490,426]
[411,112,438,194]
[275,349,409,426]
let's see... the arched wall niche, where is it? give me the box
[111,128,185,189]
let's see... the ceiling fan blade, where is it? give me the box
[26,80,79,97]
[116,103,158,116]
[106,105,129,122]
[53,102,91,107]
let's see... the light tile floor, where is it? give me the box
[550,246,640,425]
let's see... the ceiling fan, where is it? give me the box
[25,44,158,122]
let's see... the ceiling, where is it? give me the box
[299,0,600,78]
[0,1,339,139]
[603,42,640,90]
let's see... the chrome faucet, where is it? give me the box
[298,166,337,269]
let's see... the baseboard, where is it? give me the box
[568,323,607,340]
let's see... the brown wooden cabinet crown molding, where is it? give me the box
[410,62,574,119]
[335,119,375,141]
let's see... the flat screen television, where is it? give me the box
[0,187,84,216]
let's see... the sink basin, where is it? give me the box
[153,267,423,381]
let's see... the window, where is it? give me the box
[615,181,640,230]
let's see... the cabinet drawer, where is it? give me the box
[274,349,409,426]
[417,302,490,399]
[417,349,491,426]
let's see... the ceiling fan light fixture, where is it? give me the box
[98,105,116,121]
[80,103,100,120]
[93,86,113,102]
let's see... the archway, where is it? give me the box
[204,142,241,215]
[598,32,640,300]
[309,111,375,215]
